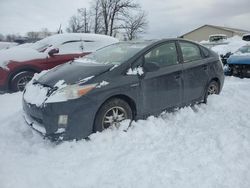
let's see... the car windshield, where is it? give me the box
[30,38,52,52]
[235,46,250,54]
[79,41,152,65]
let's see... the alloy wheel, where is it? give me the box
[207,82,219,95]
[102,106,128,129]
[17,75,32,91]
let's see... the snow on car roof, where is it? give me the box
[0,41,18,50]
[37,33,119,46]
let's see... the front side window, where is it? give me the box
[144,42,178,68]
[180,42,202,62]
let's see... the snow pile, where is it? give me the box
[96,81,109,88]
[54,80,67,89]
[23,70,51,107]
[127,66,144,75]
[78,75,95,84]
[0,41,18,50]
[32,70,49,81]
[74,58,100,64]
[0,77,250,188]
[0,47,47,69]
[33,33,119,49]
[23,82,49,107]
[211,36,248,55]
[234,52,250,56]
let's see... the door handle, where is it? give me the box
[203,65,208,70]
[175,73,181,80]
[130,83,139,87]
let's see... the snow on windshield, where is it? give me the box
[234,45,250,56]
[77,42,149,65]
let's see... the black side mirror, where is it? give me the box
[48,48,59,57]
[144,62,160,72]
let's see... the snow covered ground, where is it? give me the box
[0,77,250,188]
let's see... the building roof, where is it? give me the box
[180,24,250,37]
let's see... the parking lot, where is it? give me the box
[1,76,250,188]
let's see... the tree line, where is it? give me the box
[0,0,148,42]
[66,0,148,40]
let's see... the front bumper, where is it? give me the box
[22,96,99,141]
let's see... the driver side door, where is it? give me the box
[140,41,183,116]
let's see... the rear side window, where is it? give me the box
[144,42,178,68]
[58,41,83,54]
[180,42,202,62]
[201,46,210,58]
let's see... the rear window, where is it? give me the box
[180,42,202,62]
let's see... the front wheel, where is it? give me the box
[10,71,34,92]
[94,98,133,132]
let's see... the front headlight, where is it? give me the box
[46,83,97,103]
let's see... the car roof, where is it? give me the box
[35,33,119,46]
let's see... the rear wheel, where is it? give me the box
[207,81,219,95]
[204,80,219,103]
[10,71,34,92]
[94,98,133,132]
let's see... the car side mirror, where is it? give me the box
[144,62,160,72]
[48,48,59,57]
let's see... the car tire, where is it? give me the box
[10,71,35,92]
[204,80,219,103]
[93,98,133,132]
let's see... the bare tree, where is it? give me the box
[67,15,82,33]
[67,8,91,33]
[122,11,147,40]
[26,32,40,40]
[91,0,103,34]
[40,28,52,38]
[57,24,63,34]
[66,0,147,38]
[0,34,4,41]
[80,8,91,33]
[5,34,21,42]
[99,0,139,36]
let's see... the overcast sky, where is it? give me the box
[0,0,250,39]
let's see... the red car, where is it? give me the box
[0,33,118,92]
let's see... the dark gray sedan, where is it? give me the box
[23,39,224,141]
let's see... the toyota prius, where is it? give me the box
[23,39,224,141]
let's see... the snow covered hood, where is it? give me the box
[211,36,248,55]
[0,47,46,69]
[37,61,113,87]
[0,41,18,50]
